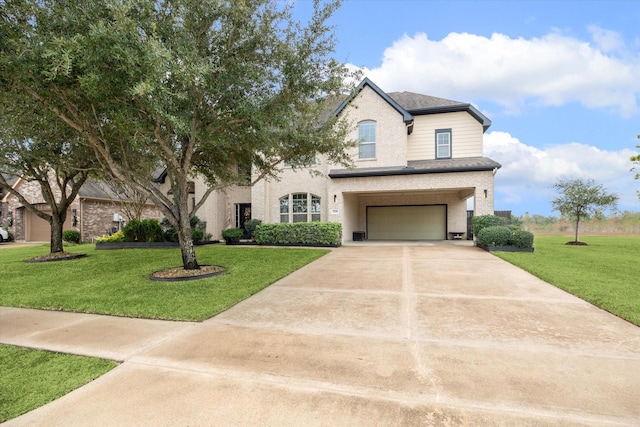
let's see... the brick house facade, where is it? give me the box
[193,78,501,242]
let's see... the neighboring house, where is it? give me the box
[2,177,162,242]
[194,78,501,242]
[0,175,18,228]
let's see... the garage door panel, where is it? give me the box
[367,205,446,240]
[27,210,73,241]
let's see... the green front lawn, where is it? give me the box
[0,244,328,321]
[494,235,640,326]
[0,344,116,422]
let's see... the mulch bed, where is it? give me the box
[24,252,87,263]
[149,265,226,282]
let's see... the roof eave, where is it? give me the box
[408,104,491,132]
[329,164,501,179]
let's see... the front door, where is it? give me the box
[236,203,251,237]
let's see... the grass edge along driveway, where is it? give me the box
[493,235,640,327]
[0,244,329,321]
[0,344,117,422]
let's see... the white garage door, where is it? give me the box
[367,205,446,240]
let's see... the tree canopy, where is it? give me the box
[0,78,97,253]
[551,178,619,244]
[1,0,357,269]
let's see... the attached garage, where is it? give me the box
[366,205,446,240]
[25,209,72,241]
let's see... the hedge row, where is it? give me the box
[471,214,508,235]
[254,222,342,246]
[477,226,534,248]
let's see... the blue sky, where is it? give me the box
[293,0,640,216]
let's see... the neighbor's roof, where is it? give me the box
[77,179,123,200]
[329,157,501,179]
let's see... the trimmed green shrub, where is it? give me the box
[254,222,342,246]
[509,229,534,248]
[477,226,535,248]
[243,219,262,240]
[123,219,164,242]
[95,231,125,243]
[160,216,208,242]
[222,227,244,244]
[477,226,512,247]
[62,230,80,244]
[472,214,508,236]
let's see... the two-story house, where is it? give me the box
[194,78,501,243]
[2,79,500,243]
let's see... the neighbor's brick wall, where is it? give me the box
[80,199,162,242]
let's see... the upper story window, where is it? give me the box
[279,193,321,223]
[435,129,452,159]
[358,121,376,159]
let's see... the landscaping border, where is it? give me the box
[149,265,226,282]
[477,245,534,253]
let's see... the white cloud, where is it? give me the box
[357,29,640,116]
[485,131,638,214]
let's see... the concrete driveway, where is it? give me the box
[1,243,639,426]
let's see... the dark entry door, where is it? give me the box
[236,203,251,237]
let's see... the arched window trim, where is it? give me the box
[279,193,321,223]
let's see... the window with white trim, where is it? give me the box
[358,120,376,159]
[279,193,321,223]
[435,129,452,159]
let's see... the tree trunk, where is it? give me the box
[574,216,580,243]
[50,216,64,253]
[177,214,199,270]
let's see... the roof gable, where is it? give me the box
[333,79,491,132]
[333,78,413,123]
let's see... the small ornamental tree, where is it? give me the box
[630,134,639,200]
[551,178,619,244]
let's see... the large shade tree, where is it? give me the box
[551,178,619,244]
[1,0,357,270]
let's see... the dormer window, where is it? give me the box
[435,129,452,159]
[358,120,376,159]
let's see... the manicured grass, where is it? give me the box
[0,244,328,321]
[0,344,116,422]
[493,235,640,326]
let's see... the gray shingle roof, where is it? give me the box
[78,179,123,199]
[329,157,501,179]
[387,92,465,111]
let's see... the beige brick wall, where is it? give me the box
[342,85,408,167]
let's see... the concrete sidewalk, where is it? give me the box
[2,244,639,426]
